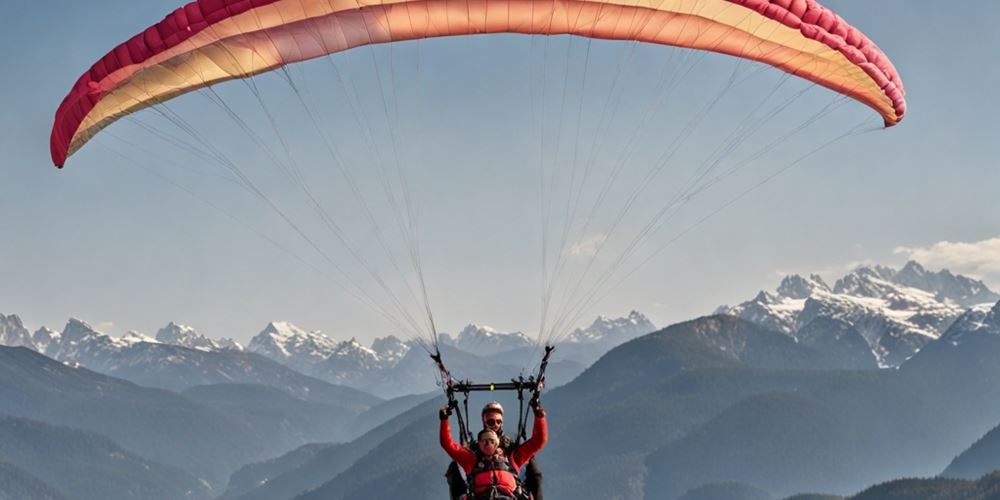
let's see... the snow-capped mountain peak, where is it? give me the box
[718,263,998,368]
[122,330,158,345]
[942,301,1000,344]
[155,322,219,351]
[568,311,656,344]
[44,318,128,368]
[777,274,830,299]
[0,313,34,349]
[894,260,1000,307]
[332,337,377,358]
[455,324,533,355]
[248,321,338,364]
[31,327,60,354]
[833,270,899,299]
[371,335,410,364]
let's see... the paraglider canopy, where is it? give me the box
[51,0,905,167]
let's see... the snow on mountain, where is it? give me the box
[31,327,60,353]
[155,322,221,351]
[893,261,1000,307]
[717,262,995,368]
[329,338,380,369]
[0,313,34,349]
[940,302,1000,344]
[215,337,245,351]
[454,324,533,355]
[317,338,383,385]
[568,311,656,344]
[122,330,158,346]
[776,274,831,299]
[44,318,126,369]
[247,321,339,372]
[371,335,410,365]
[715,291,804,335]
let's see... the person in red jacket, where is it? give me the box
[440,399,548,500]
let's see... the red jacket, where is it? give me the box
[440,415,548,495]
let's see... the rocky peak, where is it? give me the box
[569,311,656,343]
[247,321,337,361]
[455,324,532,355]
[32,327,60,354]
[942,301,1000,343]
[371,335,410,364]
[892,261,999,307]
[62,318,104,342]
[122,330,157,345]
[776,274,830,299]
[0,313,34,349]
[833,270,896,298]
[155,322,218,351]
[215,337,245,351]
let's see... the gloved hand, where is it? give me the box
[439,404,452,421]
[530,396,545,417]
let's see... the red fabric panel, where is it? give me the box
[51,0,285,166]
[50,0,906,167]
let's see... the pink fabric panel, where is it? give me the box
[51,0,907,167]
[726,0,905,125]
[51,0,286,166]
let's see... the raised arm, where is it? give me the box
[440,408,476,473]
[511,406,548,468]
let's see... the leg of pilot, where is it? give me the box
[446,461,466,500]
[524,457,542,500]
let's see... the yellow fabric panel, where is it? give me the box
[70,0,889,155]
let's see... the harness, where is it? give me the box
[466,450,531,500]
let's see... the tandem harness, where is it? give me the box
[464,450,532,500]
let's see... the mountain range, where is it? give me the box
[3,261,1000,500]
[4,310,655,400]
[716,261,999,366]
[237,291,1000,500]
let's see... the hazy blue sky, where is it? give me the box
[2,1,998,344]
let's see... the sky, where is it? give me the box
[1,1,998,345]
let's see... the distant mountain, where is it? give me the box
[781,470,1000,499]
[849,471,1000,500]
[221,443,334,500]
[0,461,69,500]
[454,324,533,355]
[795,317,878,370]
[223,397,443,500]
[36,318,379,411]
[156,321,243,351]
[0,345,268,487]
[316,338,385,386]
[219,394,435,500]
[251,312,640,399]
[246,322,419,392]
[247,321,339,373]
[347,392,437,438]
[892,261,1000,307]
[30,327,59,354]
[371,335,410,365]
[941,420,1000,480]
[0,314,34,349]
[181,383,357,444]
[716,262,996,367]
[7,311,642,400]
[0,415,212,500]
[568,310,657,345]
[278,302,1000,500]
